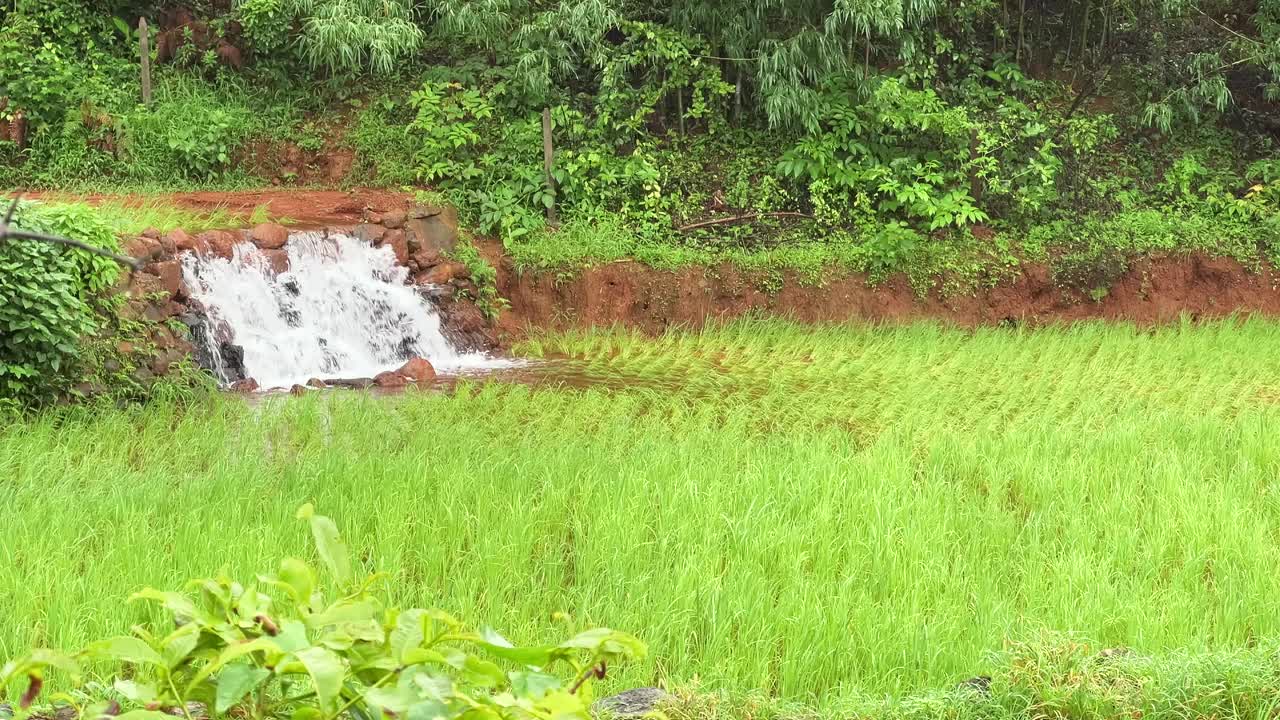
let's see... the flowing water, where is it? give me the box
[181,231,510,388]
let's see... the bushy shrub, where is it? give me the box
[0,201,122,406]
[0,505,645,720]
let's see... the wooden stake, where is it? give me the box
[541,107,557,227]
[139,17,152,107]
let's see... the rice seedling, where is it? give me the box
[4,318,1280,711]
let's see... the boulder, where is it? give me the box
[151,348,188,375]
[306,378,327,389]
[353,223,387,245]
[168,228,208,255]
[408,248,441,273]
[147,259,184,299]
[404,206,458,254]
[420,261,468,286]
[289,384,308,396]
[593,688,670,719]
[396,356,436,384]
[123,236,163,262]
[128,270,169,301]
[196,230,239,259]
[229,378,260,393]
[141,227,162,240]
[381,229,409,265]
[373,370,408,388]
[250,222,290,249]
[443,303,487,334]
[260,249,290,274]
[158,233,177,257]
[381,210,406,229]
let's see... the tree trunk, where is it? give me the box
[1016,0,1027,66]
[541,107,557,227]
[139,17,151,107]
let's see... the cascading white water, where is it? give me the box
[181,231,504,388]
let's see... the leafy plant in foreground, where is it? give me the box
[0,201,121,406]
[0,505,645,720]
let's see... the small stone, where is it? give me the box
[250,223,290,249]
[374,370,408,388]
[229,378,260,393]
[141,227,162,240]
[330,377,374,389]
[289,384,307,396]
[306,378,326,389]
[396,356,436,383]
[593,688,670,719]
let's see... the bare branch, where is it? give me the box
[677,211,815,232]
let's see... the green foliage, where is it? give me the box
[235,0,423,75]
[444,230,507,320]
[1,505,645,720]
[162,110,236,180]
[0,201,121,406]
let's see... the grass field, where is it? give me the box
[5,319,1280,712]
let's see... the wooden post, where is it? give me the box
[139,17,152,107]
[541,107,557,227]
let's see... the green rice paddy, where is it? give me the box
[5,318,1280,712]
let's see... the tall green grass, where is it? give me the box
[5,319,1280,708]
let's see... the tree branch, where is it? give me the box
[677,211,814,232]
[0,195,140,269]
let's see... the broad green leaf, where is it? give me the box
[295,646,346,712]
[274,619,311,653]
[112,679,157,703]
[509,670,561,699]
[162,623,201,669]
[277,558,315,604]
[391,609,426,663]
[129,589,197,622]
[215,663,271,714]
[298,505,351,586]
[476,628,554,667]
[186,636,279,692]
[86,637,163,667]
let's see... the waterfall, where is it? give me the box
[180,231,503,388]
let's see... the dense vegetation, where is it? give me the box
[6,319,1280,712]
[6,1,1280,289]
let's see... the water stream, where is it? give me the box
[181,231,507,388]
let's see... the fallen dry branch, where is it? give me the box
[676,211,815,232]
